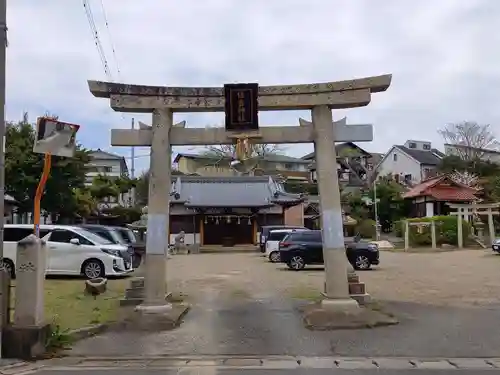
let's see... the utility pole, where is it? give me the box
[0,0,7,358]
[130,118,135,207]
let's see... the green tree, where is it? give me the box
[135,171,149,206]
[134,169,184,206]
[89,175,120,207]
[346,175,408,232]
[5,113,91,221]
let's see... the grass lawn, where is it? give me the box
[11,278,129,331]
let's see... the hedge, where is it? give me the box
[394,216,470,246]
[355,219,376,239]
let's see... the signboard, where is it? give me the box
[33,117,80,157]
[224,83,259,131]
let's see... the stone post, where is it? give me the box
[4,235,50,359]
[431,221,437,249]
[457,208,463,249]
[404,220,409,251]
[312,105,358,312]
[138,108,172,310]
[487,210,495,243]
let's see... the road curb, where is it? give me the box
[67,323,110,341]
[41,355,500,371]
[0,361,43,375]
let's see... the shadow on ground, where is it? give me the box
[67,296,500,358]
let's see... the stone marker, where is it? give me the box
[3,235,51,359]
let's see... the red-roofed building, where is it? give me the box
[402,174,479,217]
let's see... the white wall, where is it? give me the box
[376,147,422,182]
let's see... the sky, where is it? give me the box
[6,0,500,173]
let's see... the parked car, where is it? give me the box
[491,238,500,253]
[259,225,308,252]
[278,230,379,271]
[2,224,133,279]
[265,228,309,263]
[78,224,144,268]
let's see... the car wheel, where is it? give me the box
[354,255,371,270]
[287,255,305,270]
[269,251,280,263]
[1,258,15,279]
[82,259,105,279]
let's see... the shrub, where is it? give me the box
[355,219,376,239]
[399,216,470,246]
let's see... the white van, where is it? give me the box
[2,224,134,279]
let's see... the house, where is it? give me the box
[168,176,304,246]
[402,174,478,218]
[86,149,131,207]
[173,153,311,182]
[303,142,379,190]
[375,140,445,185]
[444,143,500,163]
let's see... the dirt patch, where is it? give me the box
[302,302,398,330]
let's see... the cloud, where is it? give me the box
[6,0,499,172]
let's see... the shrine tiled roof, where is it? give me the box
[403,175,478,201]
[170,176,303,208]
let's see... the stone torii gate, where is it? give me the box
[87,74,392,316]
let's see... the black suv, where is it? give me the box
[259,225,308,252]
[278,230,379,271]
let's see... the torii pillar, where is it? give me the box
[87,74,392,315]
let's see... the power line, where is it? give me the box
[82,0,113,81]
[98,0,121,79]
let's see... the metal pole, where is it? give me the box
[373,180,381,241]
[130,118,135,206]
[0,0,7,357]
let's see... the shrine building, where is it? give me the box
[402,174,479,218]
[168,175,304,246]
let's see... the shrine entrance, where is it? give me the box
[202,215,255,246]
[87,74,392,314]
[448,202,499,248]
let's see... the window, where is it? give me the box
[49,230,93,245]
[288,231,321,242]
[423,144,431,150]
[94,230,116,243]
[268,231,292,241]
[49,230,76,243]
[284,163,294,170]
[116,229,136,244]
[393,153,398,161]
[404,174,412,182]
[408,142,417,149]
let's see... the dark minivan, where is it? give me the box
[79,224,145,268]
[259,225,308,252]
[278,230,379,271]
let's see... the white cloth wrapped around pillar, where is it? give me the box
[14,234,46,326]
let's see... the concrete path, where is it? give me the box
[67,296,500,358]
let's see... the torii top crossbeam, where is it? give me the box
[87,74,392,113]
